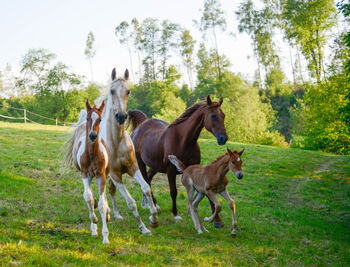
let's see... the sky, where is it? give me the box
[0,0,295,85]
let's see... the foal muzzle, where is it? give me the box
[115,112,127,124]
[235,171,244,180]
[89,132,97,142]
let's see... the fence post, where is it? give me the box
[24,109,27,123]
[56,118,58,126]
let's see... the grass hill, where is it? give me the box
[0,122,349,266]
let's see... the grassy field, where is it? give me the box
[0,121,349,266]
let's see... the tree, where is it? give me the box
[282,0,337,83]
[131,18,143,80]
[115,22,135,80]
[180,29,196,89]
[197,0,227,78]
[84,32,96,82]
[158,20,179,80]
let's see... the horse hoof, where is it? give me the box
[106,212,111,223]
[214,221,224,228]
[141,228,152,235]
[149,220,159,228]
[232,233,237,238]
[203,217,210,222]
[174,215,182,221]
[103,238,110,244]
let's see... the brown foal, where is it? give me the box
[168,147,244,237]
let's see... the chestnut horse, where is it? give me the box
[96,68,159,235]
[65,100,110,244]
[126,95,228,223]
[168,147,244,237]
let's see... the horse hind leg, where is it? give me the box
[82,177,98,236]
[109,177,123,220]
[131,167,159,228]
[110,175,151,235]
[167,167,181,220]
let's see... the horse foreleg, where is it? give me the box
[110,175,151,235]
[208,196,224,228]
[220,189,237,237]
[167,167,181,220]
[129,165,159,228]
[82,176,98,236]
[108,177,123,220]
[96,174,110,244]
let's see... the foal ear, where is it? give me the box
[86,99,92,110]
[238,148,245,156]
[124,68,129,80]
[219,97,223,106]
[226,147,233,157]
[206,95,212,105]
[98,101,105,114]
[111,68,116,80]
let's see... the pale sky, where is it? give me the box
[1,0,297,85]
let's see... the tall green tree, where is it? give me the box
[180,29,196,89]
[281,0,337,83]
[197,0,226,78]
[84,32,96,82]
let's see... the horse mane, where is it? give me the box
[210,153,229,165]
[168,100,220,127]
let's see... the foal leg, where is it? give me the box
[110,173,151,235]
[220,189,237,237]
[96,174,110,244]
[203,191,221,223]
[208,196,224,228]
[82,176,98,236]
[192,192,208,233]
[108,177,123,220]
[129,164,159,228]
[167,167,181,220]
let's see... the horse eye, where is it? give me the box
[232,161,235,164]
[99,119,101,122]
[210,114,216,120]
[86,118,89,121]
[111,90,115,95]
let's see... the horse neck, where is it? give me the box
[177,109,205,146]
[211,154,230,178]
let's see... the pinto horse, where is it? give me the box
[96,68,159,234]
[126,96,228,224]
[169,147,244,237]
[65,100,110,244]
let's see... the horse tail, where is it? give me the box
[126,109,148,133]
[63,109,86,167]
[168,155,187,174]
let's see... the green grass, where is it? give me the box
[0,121,349,266]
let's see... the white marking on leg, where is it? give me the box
[82,177,98,235]
[111,178,151,234]
[96,178,109,244]
[133,170,158,226]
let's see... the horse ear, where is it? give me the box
[227,147,233,157]
[86,99,91,110]
[219,97,223,106]
[124,68,129,80]
[98,101,105,114]
[111,68,116,80]
[207,95,212,105]
[238,148,245,156]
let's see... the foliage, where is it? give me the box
[303,74,350,154]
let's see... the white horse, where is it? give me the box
[97,68,159,234]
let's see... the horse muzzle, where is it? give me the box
[115,112,127,124]
[216,134,228,145]
[235,171,243,180]
[89,132,98,142]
